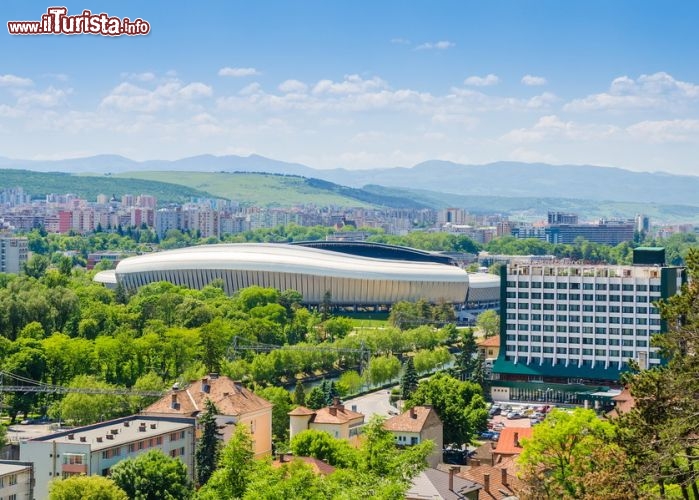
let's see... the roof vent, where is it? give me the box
[68,434,75,440]
[111,429,119,435]
[150,423,156,429]
[106,434,114,440]
[96,437,103,443]
[80,436,86,442]
[124,421,130,427]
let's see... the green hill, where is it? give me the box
[0,169,213,204]
[116,171,422,208]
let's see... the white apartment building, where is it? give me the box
[0,237,28,274]
[0,461,33,500]
[493,250,684,388]
[20,416,195,500]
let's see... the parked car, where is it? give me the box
[488,407,502,416]
[506,411,523,420]
[479,431,497,440]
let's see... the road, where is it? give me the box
[344,389,400,420]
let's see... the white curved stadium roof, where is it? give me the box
[112,243,469,305]
[116,243,468,282]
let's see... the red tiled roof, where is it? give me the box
[272,455,336,476]
[457,456,521,500]
[288,406,315,416]
[477,336,500,348]
[142,375,272,417]
[311,404,364,425]
[384,406,442,433]
[492,427,532,456]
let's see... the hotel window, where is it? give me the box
[582,349,593,355]
[543,325,554,332]
[517,313,529,320]
[556,315,567,322]
[622,350,634,358]
[518,282,529,288]
[544,282,555,289]
[531,293,542,299]
[595,317,606,323]
[609,306,620,313]
[569,304,580,311]
[582,327,593,334]
[556,325,567,333]
[556,347,567,354]
[570,282,580,289]
[518,292,529,299]
[609,284,621,291]
[636,318,647,325]
[543,347,554,353]
[595,338,606,345]
[609,350,620,357]
[595,294,607,301]
[595,305,607,312]
[518,324,529,331]
[636,285,648,291]
[595,284,607,290]
[583,283,594,290]
[557,293,568,300]
[543,314,554,321]
[637,296,648,303]
[557,283,568,289]
[622,284,634,291]
[582,316,593,323]
[543,293,554,300]
[557,304,567,311]
[569,348,580,355]
[622,306,634,314]
[531,346,542,352]
[543,335,554,343]
[531,281,542,288]
[531,314,541,321]
[649,285,661,292]
[569,326,580,333]
[517,345,529,352]
[582,305,593,312]
[531,324,542,331]
[531,303,541,310]
[622,318,634,325]
[622,296,634,302]
[569,294,580,300]
[543,304,554,311]
[507,302,516,309]
[636,340,648,347]
[583,294,594,301]
[517,335,529,341]
[531,335,541,342]
[595,349,607,356]
[609,339,620,346]
[556,336,567,343]
[568,337,580,344]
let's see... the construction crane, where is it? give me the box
[0,371,165,397]
[228,336,372,372]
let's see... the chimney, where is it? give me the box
[139,423,146,432]
[171,393,178,409]
[68,434,75,440]
[106,434,114,440]
[111,429,119,435]
[96,437,103,443]
[79,436,86,442]
[471,459,481,467]
[514,432,520,448]
[501,467,508,486]
[332,397,340,407]
[329,407,337,416]
[279,452,285,463]
[201,377,210,393]
[124,421,130,427]
[150,423,156,429]
[449,467,456,492]
[409,407,417,419]
[351,405,357,412]
[209,372,219,379]
[483,473,490,493]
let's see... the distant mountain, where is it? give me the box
[2,154,699,207]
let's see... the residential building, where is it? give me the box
[545,220,635,245]
[457,456,522,500]
[0,460,33,500]
[491,428,532,464]
[477,336,500,360]
[547,211,579,225]
[142,374,273,457]
[272,454,336,476]
[288,399,365,443]
[19,415,195,500]
[492,247,684,402]
[406,467,481,500]
[384,406,443,468]
[0,236,28,274]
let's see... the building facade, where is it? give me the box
[20,416,195,500]
[289,400,365,444]
[0,461,33,500]
[0,236,28,274]
[492,249,684,400]
[384,406,444,468]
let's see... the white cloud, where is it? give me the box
[501,115,620,143]
[101,80,212,113]
[16,87,69,107]
[312,74,388,95]
[0,74,33,87]
[464,74,500,87]
[415,40,455,50]
[218,67,260,77]
[521,74,547,86]
[239,83,262,95]
[564,72,699,112]
[278,79,308,93]
[626,119,699,143]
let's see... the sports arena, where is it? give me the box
[94,243,477,306]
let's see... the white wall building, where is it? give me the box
[0,236,28,274]
[0,461,33,500]
[20,416,195,500]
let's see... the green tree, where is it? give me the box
[475,309,499,338]
[199,423,255,500]
[518,408,640,500]
[0,423,6,449]
[405,372,487,445]
[400,357,418,400]
[23,254,49,278]
[49,475,128,500]
[337,370,363,397]
[257,386,293,443]
[196,399,222,487]
[242,459,328,500]
[454,328,478,381]
[306,386,326,410]
[321,316,353,342]
[52,375,129,426]
[110,449,193,500]
[293,380,306,406]
[290,429,358,468]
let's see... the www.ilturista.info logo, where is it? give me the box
[7,7,150,36]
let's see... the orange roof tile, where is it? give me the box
[272,455,336,476]
[477,336,500,348]
[288,406,315,416]
[457,456,522,500]
[492,427,532,456]
[142,375,272,418]
[384,406,442,433]
[310,404,364,425]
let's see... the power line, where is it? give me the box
[0,371,164,397]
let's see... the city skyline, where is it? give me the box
[2,1,699,174]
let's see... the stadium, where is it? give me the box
[94,243,481,306]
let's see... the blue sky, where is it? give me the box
[1,1,699,174]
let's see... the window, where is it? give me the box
[531,335,542,342]
[609,284,621,291]
[557,282,568,289]
[622,317,634,325]
[531,292,542,300]
[622,296,635,303]
[649,285,661,292]
[506,291,516,298]
[637,296,648,303]
[569,304,580,311]
[531,303,542,310]
[583,294,594,301]
[582,316,593,323]
[595,305,607,312]
[570,282,580,290]
[556,336,567,343]
[609,295,621,302]
[543,314,554,321]
[569,326,580,333]
[622,284,634,291]
[517,345,529,352]
[609,305,620,313]
[569,337,580,344]
[636,284,648,291]
[544,282,555,289]
[582,348,593,355]
[531,281,542,288]
[518,292,529,299]
[556,325,567,332]
[636,318,648,325]
[557,304,568,311]
[531,324,542,331]
[609,338,620,346]
[595,283,607,290]
[518,313,529,320]
[595,349,607,356]
[583,283,594,290]
[557,293,568,300]
[543,293,554,300]
[517,324,529,331]
[543,304,554,311]
[622,350,634,358]
[595,338,607,345]
[556,347,567,354]
[556,315,567,322]
[518,281,529,288]
[9,474,18,485]
[595,294,607,301]
[569,293,581,300]
[543,346,554,353]
[582,305,593,312]
[543,336,555,343]
[569,348,580,355]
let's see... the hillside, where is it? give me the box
[115,171,423,208]
[363,185,699,223]
[0,169,214,204]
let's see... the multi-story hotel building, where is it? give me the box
[491,248,684,403]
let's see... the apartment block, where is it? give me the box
[492,248,684,400]
[20,415,195,500]
[0,461,33,500]
[0,236,28,274]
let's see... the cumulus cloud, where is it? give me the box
[120,72,156,82]
[564,72,699,112]
[312,74,388,95]
[626,119,699,143]
[218,67,260,77]
[278,79,308,93]
[101,80,212,113]
[415,40,455,50]
[521,74,547,86]
[0,74,33,87]
[501,115,620,143]
[464,74,500,87]
[16,87,69,107]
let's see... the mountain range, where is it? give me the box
[1,154,698,208]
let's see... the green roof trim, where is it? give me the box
[493,358,628,381]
